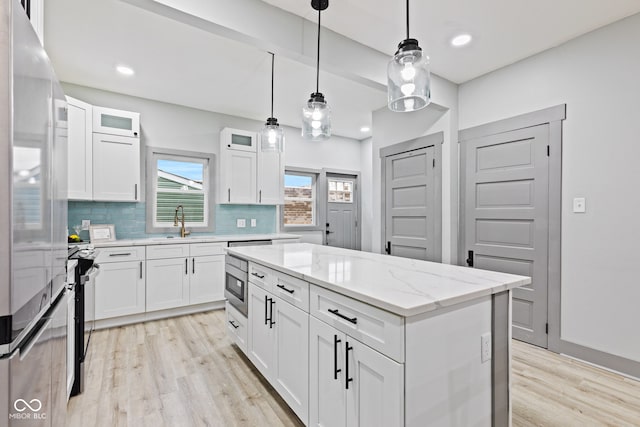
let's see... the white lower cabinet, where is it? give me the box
[95,259,145,320]
[309,316,404,427]
[248,283,309,423]
[225,301,248,354]
[146,257,189,311]
[190,255,225,304]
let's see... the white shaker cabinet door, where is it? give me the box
[273,297,309,424]
[257,149,283,205]
[146,258,189,312]
[95,260,145,319]
[221,150,256,204]
[247,284,276,381]
[92,133,140,202]
[345,339,404,427]
[189,255,225,304]
[309,316,347,427]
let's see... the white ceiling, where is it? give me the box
[44,0,640,140]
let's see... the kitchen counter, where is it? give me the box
[226,242,530,317]
[89,233,300,248]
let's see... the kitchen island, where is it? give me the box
[226,243,530,427]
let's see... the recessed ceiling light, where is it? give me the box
[360,126,370,132]
[116,65,135,76]
[451,34,472,47]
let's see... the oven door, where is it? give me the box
[82,264,99,358]
[225,264,247,316]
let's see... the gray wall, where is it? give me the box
[458,13,640,363]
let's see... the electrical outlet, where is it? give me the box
[481,333,492,363]
[81,220,90,230]
[236,219,246,228]
[251,219,256,227]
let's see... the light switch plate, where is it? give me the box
[236,219,246,228]
[81,220,90,230]
[251,219,256,227]
[573,197,586,213]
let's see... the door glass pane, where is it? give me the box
[328,179,353,204]
[101,114,133,131]
[231,134,253,147]
[156,159,205,223]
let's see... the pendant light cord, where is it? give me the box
[316,6,321,94]
[270,52,275,118]
[406,0,410,39]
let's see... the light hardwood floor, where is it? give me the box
[67,310,640,427]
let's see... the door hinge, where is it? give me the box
[547,145,550,156]
[545,323,549,334]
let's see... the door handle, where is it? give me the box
[276,284,295,294]
[345,341,353,389]
[466,250,474,267]
[328,309,357,324]
[228,188,231,202]
[269,298,276,328]
[139,261,143,279]
[229,320,239,329]
[185,258,188,275]
[192,258,195,274]
[264,295,269,325]
[385,241,391,255]
[334,334,342,380]
[259,190,262,203]
[134,184,138,200]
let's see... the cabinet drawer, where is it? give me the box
[310,285,405,363]
[226,301,248,355]
[94,246,145,263]
[248,262,277,291]
[190,242,226,257]
[146,244,189,260]
[274,273,309,313]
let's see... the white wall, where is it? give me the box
[458,13,640,363]
[368,74,459,262]
[359,137,373,252]
[62,83,362,244]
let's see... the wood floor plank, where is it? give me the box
[67,310,640,427]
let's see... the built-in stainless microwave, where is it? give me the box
[225,255,248,317]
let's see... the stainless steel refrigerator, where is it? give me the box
[0,0,68,426]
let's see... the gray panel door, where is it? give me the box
[326,174,359,250]
[463,125,549,348]
[384,147,436,261]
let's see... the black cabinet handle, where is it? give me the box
[192,258,195,274]
[259,190,262,203]
[334,335,342,380]
[264,295,269,325]
[269,298,276,329]
[385,241,391,255]
[328,309,357,324]
[466,250,474,267]
[228,188,231,202]
[345,341,353,389]
[276,284,295,294]
[109,253,132,257]
[229,320,239,329]
[134,184,138,200]
[251,272,265,279]
[139,261,143,279]
[185,258,188,275]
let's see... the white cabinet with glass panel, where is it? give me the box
[93,106,140,138]
[218,127,283,205]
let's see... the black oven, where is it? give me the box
[225,255,248,316]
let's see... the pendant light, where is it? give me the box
[261,52,285,152]
[302,0,331,141]
[387,0,430,112]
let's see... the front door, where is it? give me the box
[384,147,437,261]
[462,125,549,348]
[325,174,359,250]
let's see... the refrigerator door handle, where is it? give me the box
[19,318,52,361]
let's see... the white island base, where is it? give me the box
[225,243,528,427]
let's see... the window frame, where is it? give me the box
[281,167,322,232]
[146,147,216,234]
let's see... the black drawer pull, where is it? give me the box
[345,341,353,389]
[229,320,239,329]
[252,272,265,279]
[276,284,295,294]
[328,309,357,324]
[109,253,132,257]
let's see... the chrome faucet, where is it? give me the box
[173,205,191,238]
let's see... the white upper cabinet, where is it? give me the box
[67,96,93,200]
[93,106,140,138]
[92,133,140,202]
[219,128,283,205]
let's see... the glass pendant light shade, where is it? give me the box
[388,39,430,112]
[302,93,331,141]
[261,117,285,152]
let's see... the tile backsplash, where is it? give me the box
[68,201,277,240]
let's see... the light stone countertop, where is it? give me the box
[90,233,300,248]
[227,243,531,317]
